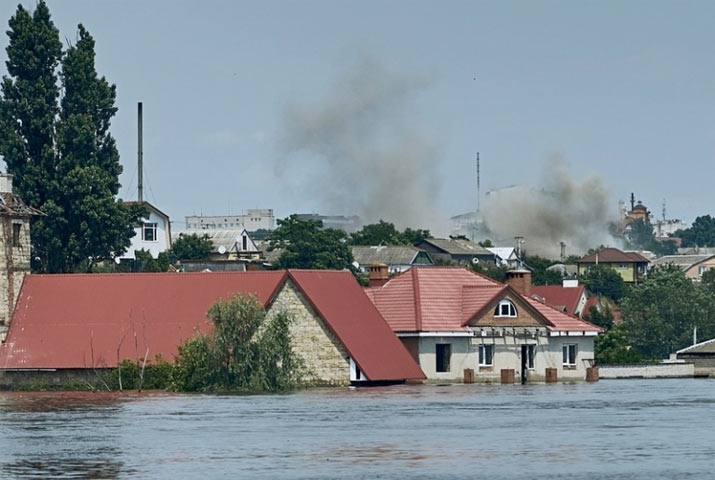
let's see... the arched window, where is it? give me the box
[494,300,517,317]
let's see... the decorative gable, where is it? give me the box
[466,292,549,328]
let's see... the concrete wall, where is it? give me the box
[268,281,350,386]
[413,331,596,383]
[599,363,694,379]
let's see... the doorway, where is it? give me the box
[521,344,535,384]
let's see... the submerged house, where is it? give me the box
[365,267,602,383]
[0,270,424,387]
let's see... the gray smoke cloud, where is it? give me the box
[481,155,622,258]
[276,57,449,234]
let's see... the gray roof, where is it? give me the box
[351,246,433,266]
[677,338,715,355]
[651,254,715,270]
[179,229,256,253]
[422,238,492,256]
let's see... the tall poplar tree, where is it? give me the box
[0,2,141,272]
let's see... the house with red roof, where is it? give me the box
[576,247,650,284]
[365,266,602,383]
[531,279,588,317]
[0,270,424,387]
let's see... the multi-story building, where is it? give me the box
[185,209,275,232]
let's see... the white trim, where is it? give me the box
[397,331,473,338]
[549,331,599,337]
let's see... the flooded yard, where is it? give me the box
[1,379,714,479]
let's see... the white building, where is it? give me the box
[119,202,171,260]
[185,209,275,232]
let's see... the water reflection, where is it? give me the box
[0,381,713,479]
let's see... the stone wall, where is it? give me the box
[0,216,30,340]
[267,280,350,386]
[599,363,694,379]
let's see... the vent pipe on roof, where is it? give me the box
[138,102,143,203]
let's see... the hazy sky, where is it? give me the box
[1,1,714,231]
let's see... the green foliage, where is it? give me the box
[349,220,430,246]
[134,249,171,272]
[169,233,213,262]
[595,323,646,365]
[674,215,715,247]
[626,219,654,250]
[523,255,563,286]
[402,227,430,245]
[269,214,353,270]
[581,264,627,302]
[171,295,304,393]
[701,268,715,295]
[470,261,508,283]
[0,4,141,272]
[478,239,494,248]
[100,356,173,391]
[620,265,715,359]
[584,304,614,331]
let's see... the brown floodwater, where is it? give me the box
[1,379,714,479]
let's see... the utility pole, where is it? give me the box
[138,102,143,202]
[476,152,481,212]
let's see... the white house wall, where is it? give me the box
[119,210,170,259]
[413,334,595,383]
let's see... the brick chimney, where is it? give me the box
[505,269,532,296]
[368,263,389,287]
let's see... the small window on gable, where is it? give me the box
[494,300,517,317]
[12,222,21,247]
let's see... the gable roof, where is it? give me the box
[531,284,586,315]
[651,254,715,271]
[577,248,650,264]
[0,271,423,382]
[351,245,433,267]
[677,338,715,355]
[180,229,259,254]
[419,238,492,256]
[124,201,170,223]
[366,266,601,334]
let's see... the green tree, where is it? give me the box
[675,215,715,248]
[581,264,627,302]
[523,255,563,286]
[350,220,406,246]
[478,239,494,248]
[0,4,140,272]
[402,227,430,245]
[170,233,213,262]
[268,214,353,270]
[701,268,715,295]
[584,304,614,331]
[470,261,508,283]
[134,249,170,272]
[626,219,654,250]
[171,295,303,392]
[621,265,715,359]
[595,323,646,365]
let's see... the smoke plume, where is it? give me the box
[480,155,621,258]
[276,57,448,233]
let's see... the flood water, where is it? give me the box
[0,379,713,479]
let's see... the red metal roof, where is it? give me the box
[366,267,602,333]
[287,271,424,381]
[0,270,424,382]
[531,284,586,315]
[0,272,285,370]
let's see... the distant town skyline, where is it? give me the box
[1,1,713,232]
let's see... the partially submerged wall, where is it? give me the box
[599,363,694,379]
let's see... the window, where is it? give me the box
[436,344,451,372]
[479,344,493,366]
[12,222,21,247]
[563,344,577,366]
[494,300,517,317]
[142,222,158,242]
[699,266,708,276]
[242,235,248,251]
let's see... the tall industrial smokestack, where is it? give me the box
[476,152,481,212]
[138,102,143,203]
